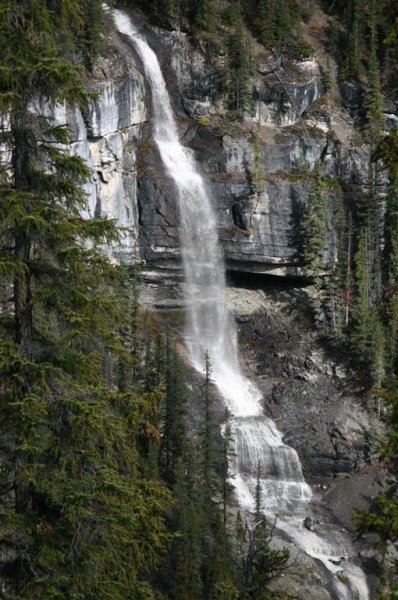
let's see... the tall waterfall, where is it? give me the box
[114,10,369,599]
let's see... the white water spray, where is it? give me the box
[114,10,369,599]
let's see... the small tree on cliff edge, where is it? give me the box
[194,0,217,31]
[299,163,331,290]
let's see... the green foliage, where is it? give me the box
[354,116,398,600]
[346,0,366,77]
[257,0,295,54]
[374,132,398,186]
[160,332,189,485]
[325,0,397,91]
[80,0,106,69]
[194,0,217,32]
[321,58,333,93]
[226,5,253,115]
[0,2,171,597]
[0,340,171,599]
[170,450,204,600]
[351,227,385,382]
[356,388,398,597]
[233,466,290,600]
[291,157,312,177]
[329,202,353,334]
[364,30,385,141]
[299,163,331,281]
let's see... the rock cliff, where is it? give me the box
[39,2,387,476]
[64,3,383,478]
[45,8,393,596]
[65,8,396,286]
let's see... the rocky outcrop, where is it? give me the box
[225,283,375,480]
[31,31,148,261]
[131,18,382,278]
[26,9,390,279]
[16,7,395,277]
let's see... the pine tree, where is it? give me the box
[171,452,204,600]
[345,0,366,76]
[328,196,352,334]
[356,388,398,597]
[355,113,398,600]
[365,49,384,143]
[220,410,235,530]
[257,0,294,54]
[201,352,217,507]
[376,133,398,376]
[227,6,253,115]
[235,465,289,599]
[0,2,170,596]
[275,0,292,53]
[160,332,188,485]
[81,0,105,69]
[351,227,385,383]
[194,0,217,32]
[259,0,276,49]
[299,163,331,286]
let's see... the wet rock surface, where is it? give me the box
[224,277,386,598]
[38,7,375,278]
[226,279,376,482]
[150,277,384,598]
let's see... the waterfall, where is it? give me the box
[114,10,369,599]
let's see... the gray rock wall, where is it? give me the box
[25,15,380,280]
[4,12,395,277]
[22,34,148,262]
[70,71,146,259]
[129,21,378,279]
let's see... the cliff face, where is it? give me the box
[44,11,393,596]
[69,9,397,281]
[48,7,383,482]
[32,32,147,260]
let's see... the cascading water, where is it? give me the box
[114,10,369,599]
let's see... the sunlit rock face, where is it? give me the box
[39,10,379,275]
[36,39,147,261]
[130,22,378,279]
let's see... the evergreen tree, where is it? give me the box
[0,2,170,596]
[356,387,398,597]
[257,0,294,54]
[347,162,386,382]
[171,451,204,600]
[259,0,277,49]
[201,352,217,508]
[45,0,105,68]
[345,0,366,76]
[375,132,398,376]
[81,0,105,69]
[160,332,188,485]
[299,163,331,286]
[235,465,289,599]
[194,0,217,32]
[351,227,385,383]
[227,5,253,115]
[220,410,235,530]
[275,0,293,53]
[327,196,352,334]
[356,120,398,600]
[364,25,384,142]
